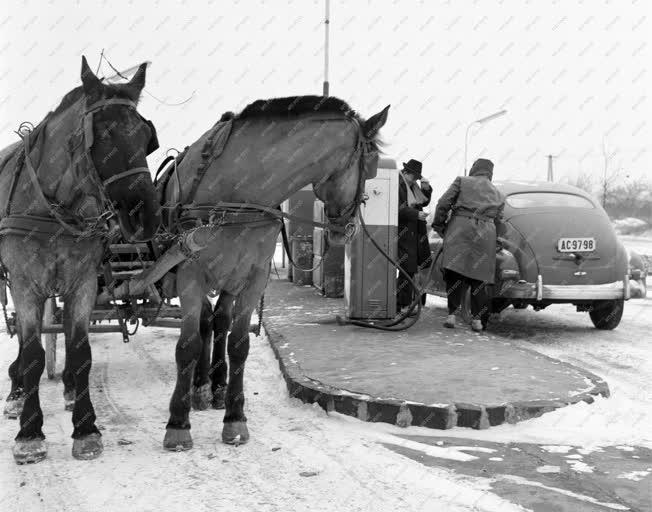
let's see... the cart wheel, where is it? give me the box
[44,298,57,380]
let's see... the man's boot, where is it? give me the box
[444,314,456,328]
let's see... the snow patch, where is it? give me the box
[541,445,573,454]
[616,470,650,482]
[497,475,629,510]
[536,465,561,474]
[567,460,594,473]
[615,445,635,452]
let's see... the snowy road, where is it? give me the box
[1,286,650,511]
[0,322,523,512]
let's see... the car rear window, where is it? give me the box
[506,192,595,209]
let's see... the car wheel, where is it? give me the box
[589,299,624,330]
[512,301,528,310]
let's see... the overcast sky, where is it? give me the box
[1,0,649,191]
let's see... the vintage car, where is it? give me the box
[422,180,648,329]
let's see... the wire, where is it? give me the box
[96,49,104,75]
[335,209,424,331]
[99,51,195,107]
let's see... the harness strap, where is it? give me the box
[21,132,90,236]
[102,167,151,187]
[86,98,138,113]
[154,155,176,185]
[181,202,347,233]
[5,148,24,217]
[0,215,89,237]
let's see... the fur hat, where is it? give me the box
[469,158,494,179]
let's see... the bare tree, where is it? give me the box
[570,171,594,194]
[599,138,620,209]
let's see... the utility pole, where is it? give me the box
[546,154,555,182]
[323,0,330,96]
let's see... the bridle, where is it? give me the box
[3,97,159,238]
[74,97,158,219]
[318,121,376,240]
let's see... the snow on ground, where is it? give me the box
[0,322,525,512]
[409,290,652,452]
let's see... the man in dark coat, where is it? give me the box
[431,158,504,331]
[397,159,432,312]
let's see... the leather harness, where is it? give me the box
[154,115,369,239]
[0,97,158,240]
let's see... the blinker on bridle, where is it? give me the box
[82,97,159,189]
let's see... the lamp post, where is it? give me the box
[323,0,330,96]
[463,109,507,176]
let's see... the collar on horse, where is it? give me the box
[0,97,157,239]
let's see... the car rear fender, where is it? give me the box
[498,221,540,282]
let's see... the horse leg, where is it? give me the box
[164,269,204,451]
[222,268,268,445]
[4,333,24,419]
[11,287,47,464]
[65,277,103,460]
[61,306,76,411]
[191,297,213,410]
[210,292,234,409]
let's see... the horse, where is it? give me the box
[0,56,161,463]
[157,96,389,450]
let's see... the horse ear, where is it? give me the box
[128,62,148,92]
[363,105,390,139]
[80,55,102,95]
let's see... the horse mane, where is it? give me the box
[237,95,382,150]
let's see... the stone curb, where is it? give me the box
[262,320,610,430]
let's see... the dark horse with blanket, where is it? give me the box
[151,96,388,449]
[0,57,161,463]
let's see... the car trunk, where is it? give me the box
[505,209,619,285]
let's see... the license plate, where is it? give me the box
[558,237,596,252]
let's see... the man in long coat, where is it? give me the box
[431,158,504,331]
[397,159,432,313]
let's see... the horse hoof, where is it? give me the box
[211,386,226,409]
[64,390,75,411]
[191,383,212,411]
[163,429,193,451]
[4,397,24,419]
[72,433,103,460]
[13,438,47,464]
[222,421,249,445]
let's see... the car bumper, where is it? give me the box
[497,274,630,301]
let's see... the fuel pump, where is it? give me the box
[344,158,399,319]
[281,186,315,285]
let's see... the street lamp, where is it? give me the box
[464,109,507,176]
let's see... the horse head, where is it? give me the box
[313,105,389,246]
[79,56,161,242]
